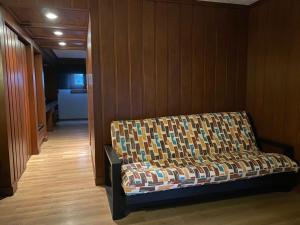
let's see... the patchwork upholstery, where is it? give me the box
[110,112,299,195]
[111,112,257,164]
[121,152,298,194]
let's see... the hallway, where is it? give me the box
[0,121,112,225]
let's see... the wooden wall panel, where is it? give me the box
[87,15,95,173]
[20,43,31,164]
[25,46,40,155]
[247,0,300,162]
[129,0,143,118]
[143,1,156,117]
[115,0,131,119]
[155,2,168,116]
[1,25,30,190]
[0,12,14,194]
[0,6,42,196]
[89,0,248,183]
[34,55,46,127]
[34,54,47,146]
[191,5,205,113]
[167,3,181,115]
[179,4,193,113]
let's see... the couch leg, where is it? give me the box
[105,186,126,220]
[112,204,126,220]
[112,191,126,220]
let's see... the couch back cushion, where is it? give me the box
[111,116,196,164]
[111,111,257,164]
[185,112,257,157]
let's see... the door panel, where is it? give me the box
[3,25,30,183]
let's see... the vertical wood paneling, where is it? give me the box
[99,0,116,145]
[90,0,248,183]
[180,4,193,114]
[6,27,21,180]
[15,34,25,176]
[25,45,39,155]
[115,0,131,119]
[2,25,30,185]
[226,9,238,111]
[191,5,205,113]
[247,0,300,162]
[90,0,104,185]
[0,12,12,192]
[203,7,216,112]
[284,1,300,150]
[34,54,47,147]
[0,6,41,195]
[128,0,143,119]
[34,54,47,128]
[20,42,31,160]
[3,24,18,182]
[235,9,247,109]
[155,2,168,117]
[214,8,228,112]
[143,1,156,117]
[87,15,95,172]
[167,3,181,115]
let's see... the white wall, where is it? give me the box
[58,89,88,120]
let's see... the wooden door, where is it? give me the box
[3,25,31,183]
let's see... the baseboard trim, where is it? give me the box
[0,182,17,197]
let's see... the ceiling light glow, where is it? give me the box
[45,12,58,20]
[59,42,66,46]
[74,42,84,46]
[54,31,63,36]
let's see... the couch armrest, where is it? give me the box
[104,145,125,219]
[258,138,295,160]
[105,145,121,166]
[104,145,121,186]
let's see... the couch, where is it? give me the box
[105,111,299,219]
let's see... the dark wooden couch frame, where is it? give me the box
[105,135,299,220]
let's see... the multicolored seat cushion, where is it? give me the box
[121,151,299,195]
[110,112,299,195]
[111,112,257,164]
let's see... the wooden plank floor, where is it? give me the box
[0,121,300,225]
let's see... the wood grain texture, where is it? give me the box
[0,0,89,64]
[0,7,41,53]
[25,46,40,155]
[0,9,12,195]
[6,4,88,49]
[89,0,248,183]
[0,121,111,225]
[86,15,95,174]
[0,25,30,193]
[247,0,300,162]
[0,0,89,10]
[0,6,42,195]
[34,54,48,146]
[90,0,104,185]
[1,121,300,225]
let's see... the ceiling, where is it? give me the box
[53,49,86,59]
[0,0,260,63]
[197,0,259,4]
[0,0,89,63]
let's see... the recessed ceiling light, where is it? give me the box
[58,42,66,46]
[45,12,58,20]
[53,31,63,36]
[74,42,84,46]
